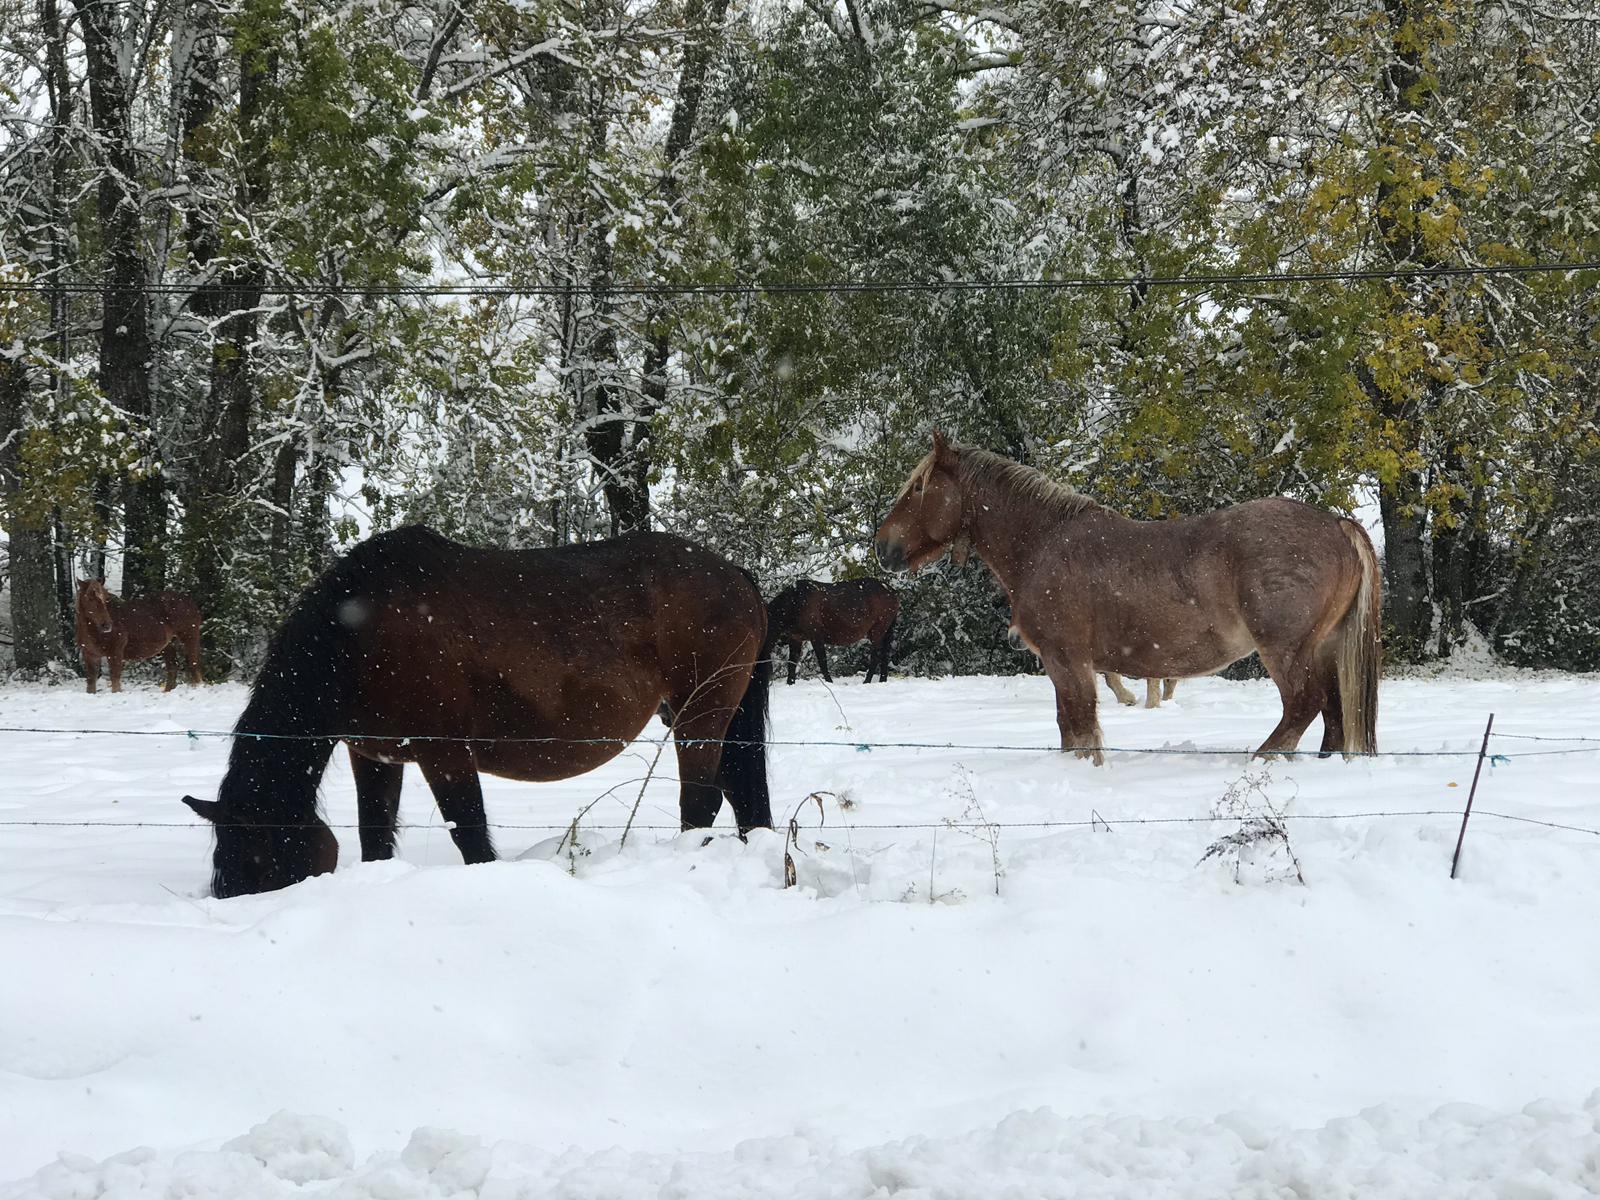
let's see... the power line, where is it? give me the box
[1,259,1597,299]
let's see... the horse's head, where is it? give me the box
[182,795,339,898]
[874,431,964,573]
[77,579,114,634]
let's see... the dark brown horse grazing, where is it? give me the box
[768,579,900,685]
[876,433,1379,761]
[75,579,204,694]
[181,525,773,897]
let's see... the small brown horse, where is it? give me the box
[769,579,900,684]
[75,579,204,694]
[877,433,1379,761]
[1104,674,1176,708]
[182,526,773,897]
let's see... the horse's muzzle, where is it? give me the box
[1006,626,1023,650]
[875,539,907,572]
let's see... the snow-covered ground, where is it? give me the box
[3,671,1598,1195]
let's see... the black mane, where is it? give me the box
[209,525,455,893]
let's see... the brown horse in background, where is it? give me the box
[769,578,900,684]
[1104,674,1177,708]
[182,526,774,897]
[1009,621,1176,707]
[75,579,204,694]
[877,433,1380,761]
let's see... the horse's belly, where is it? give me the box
[1097,622,1254,679]
[474,739,631,783]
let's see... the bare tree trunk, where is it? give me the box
[52,507,76,652]
[183,1,275,671]
[627,0,733,527]
[0,356,61,671]
[1367,0,1456,661]
[41,0,77,653]
[1378,470,1431,659]
[1430,445,1475,654]
[75,0,166,596]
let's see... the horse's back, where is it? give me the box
[342,527,764,689]
[154,590,202,629]
[828,578,899,624]
[1089,498,1359,575]
[330,528,765,769]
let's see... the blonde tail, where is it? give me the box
[1336,519,1382,756]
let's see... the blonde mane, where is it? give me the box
[898,441,1104,520]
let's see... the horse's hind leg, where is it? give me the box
[1254,647,1327,758]
[786,638,802,685]
[417,752,496,864]
[676,741,726,831]
[184,627,204,685]
[1163,679,1177,701]
[1316,655,1344,758]
[811,640,832,683]
[350,750,404,860]
[162,644,178,692]
[672,668,761,833]
[877,622,894,683]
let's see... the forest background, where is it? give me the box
[1,0,1596,679]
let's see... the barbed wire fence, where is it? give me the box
[0,719,1595,862]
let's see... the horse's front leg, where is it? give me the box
[1144,677,1162,709]
[1046,657,1104,765]
[82,648,99,694]
[108,637,128,693]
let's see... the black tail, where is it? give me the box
[718,574,774,834]
[716,643,772,834]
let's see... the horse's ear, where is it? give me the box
[182,795,229,824]
[931,429,957,467]
[76,578,89,592]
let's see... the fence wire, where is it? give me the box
[0,722,1591,760]
[0,719,1593,837]
[2,809,1598,837]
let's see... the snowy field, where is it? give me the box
[3,670,1599,1196]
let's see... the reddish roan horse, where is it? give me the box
[75,579,204,694]
[874,433,1380,761]
[182,525,773,897]
[768,579,900,684]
